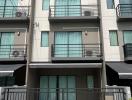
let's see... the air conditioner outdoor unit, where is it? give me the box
[84,11,91,16]
[85,50,93,56]
[11,50,25,58]
[16,11,26,17]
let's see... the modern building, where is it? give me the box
[0,0,30,86]
[27,0,104,99]
[0,0,132,99]
[100,0,132,92]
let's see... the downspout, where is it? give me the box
[98,0,107,88]
[25,0,36,86]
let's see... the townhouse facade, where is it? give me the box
[0,0,30,86]
[27,0,104,100]
[0,0,132,100]
[101,0,132,91]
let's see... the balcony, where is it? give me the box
[123,43,132,61]
[49,5,99,23]
[2,88,125,100]
[51,44,102,62]
[116,4,132,22]
[0,44,27,61]
[0,6,30,23]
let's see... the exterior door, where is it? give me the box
[40,76,76,100]
[55,0,80,16]
[0,32,14,58]
[0,0,18,17]
[55,32,68,57]
[5,0,18,17]
[55,32,82,57]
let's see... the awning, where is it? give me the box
[106,62,132,79]
[0,64,25,76]
[30,63,102,68]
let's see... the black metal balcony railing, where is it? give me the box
[0,6,30,18]
[123,43,132,58]
[0,44,27,60]
[51,44,101,58]
[116,4,132,17]
[2,88,125,100]
[49,5,99,17]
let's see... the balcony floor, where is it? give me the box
[49,16,100,23]
[117,16,132,22]
[0,17,30,23]
[52,57,102,63]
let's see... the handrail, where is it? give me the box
[49,5,99,17]
[116,4,132,17]
[51,44,101,58]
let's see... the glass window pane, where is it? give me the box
[107,0,114,9]
[87,76,94,89]
[49,76,57,100]
[42,0,50,10]
[41,32,49,47]
[40,76,48,100]
[55,32,68,57]
[124,31,132,44]
[109,31,118,46]
[0,32,14,58]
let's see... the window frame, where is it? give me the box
[87,75,94,89]
[42,0,50,10]
[41,31,49,47]
[109,30,119,46]
[123,30,132,44]
[107,0,115,9]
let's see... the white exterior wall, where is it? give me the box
[31,0,98,62]
[101,0,124,61]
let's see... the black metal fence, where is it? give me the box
[116,4,132,17]
[0,6,30,18]
[49,5,99,17]
[51,44,101,58]
[124,43,132,58]
[1,88,126,100]
[0,44,27,60]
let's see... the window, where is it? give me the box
[109,30,118,46]
[41,32,49,47]
[0,0,18,17]
[55,32,82,57]
[123,31,132,44]
[40,76,76,100]
[55,0,80,16]
[42,0,50,10]
[107,0,115,9]
[0,32,15,58]
[0,77,15,86]
[87,76,94,89]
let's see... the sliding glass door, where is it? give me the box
[0,32,15,58]
[0,0,18,17]
[54,32,82,57]
[55,0,80,16]
[40,76,76,100]
[55,32,68,57]
[119,0,132,16]
[69,32,82,57]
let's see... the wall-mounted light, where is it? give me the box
[85,30,88,36]
[17,32,21,36]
